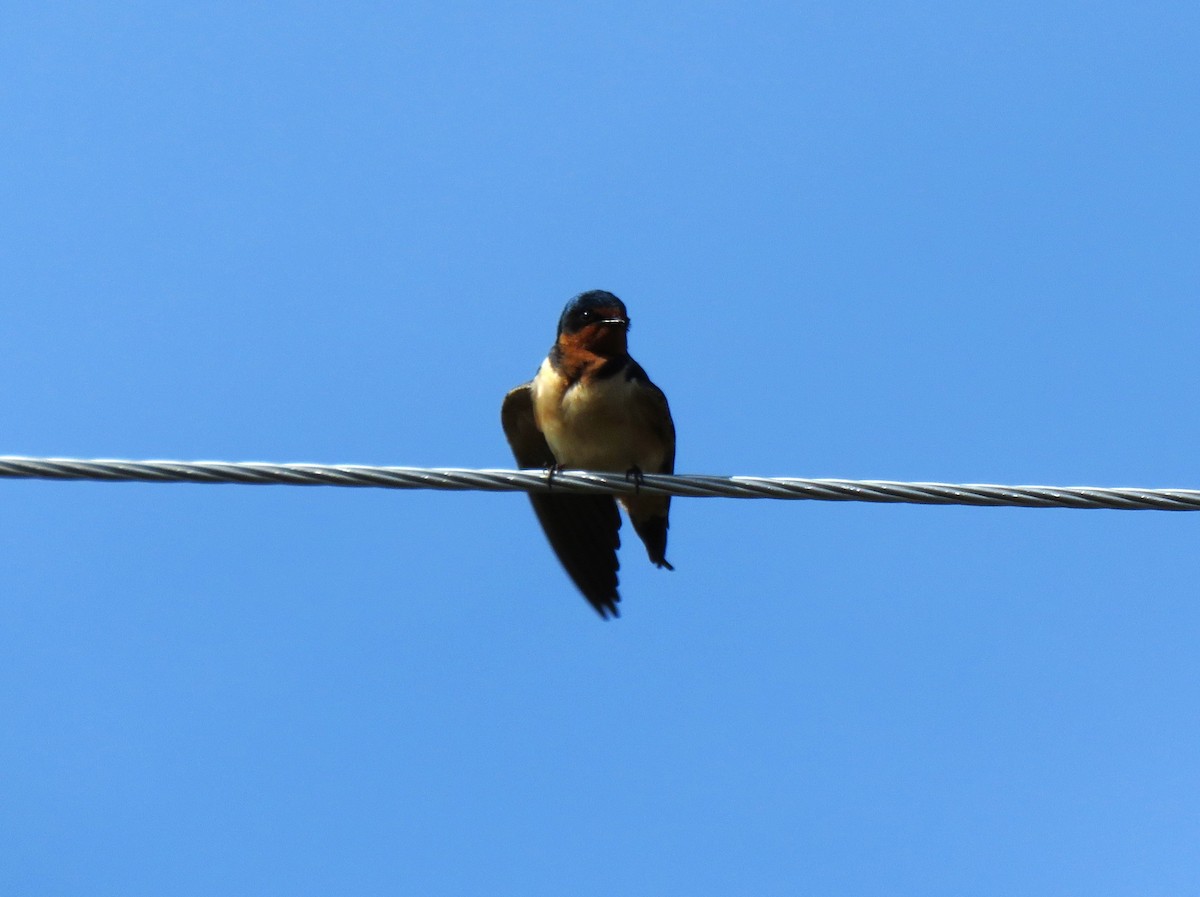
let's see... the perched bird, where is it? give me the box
[502,290,676,618]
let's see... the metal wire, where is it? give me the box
[1,455,1198,512]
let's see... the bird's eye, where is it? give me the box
[578,309,592,321]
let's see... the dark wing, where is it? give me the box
[626,361,675,474]
[501,383,622,618]
[624,364,676,570]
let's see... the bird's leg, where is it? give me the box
[625,465,645,495]
[545,461,566,490]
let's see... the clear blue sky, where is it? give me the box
[3,3,1199,894]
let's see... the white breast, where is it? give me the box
[531,358,665,473]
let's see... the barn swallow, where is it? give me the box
[501,290,676,618]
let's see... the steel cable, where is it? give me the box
[1,456,1198,511]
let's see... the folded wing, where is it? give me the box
[625,364,676,569]
[501,383,622,618]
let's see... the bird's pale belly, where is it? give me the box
[534,368,665,473]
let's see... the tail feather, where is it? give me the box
[631,511,673,570]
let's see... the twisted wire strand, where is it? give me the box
[0,456,1198,512]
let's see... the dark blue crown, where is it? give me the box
[557,290,628,336]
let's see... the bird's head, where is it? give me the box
[556,290,630,356]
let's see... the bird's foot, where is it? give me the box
[544,462,566,490]
[625,465,645,494]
